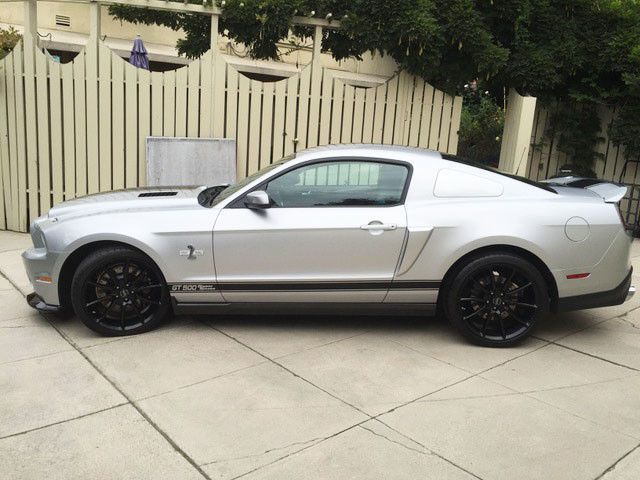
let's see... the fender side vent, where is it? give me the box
[138,191,178,197]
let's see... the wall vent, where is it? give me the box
[55,15,71,27]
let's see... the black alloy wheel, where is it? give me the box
[445,253,548,347]
[71,247,170,336]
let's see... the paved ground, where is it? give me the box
[2,231,640,479]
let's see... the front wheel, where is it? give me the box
[70,247,170,336]
[444,253,549,347]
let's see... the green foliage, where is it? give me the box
[220,0,304,59]
[547,103,604,176]
[609,101,640,161]
[0,26,21,60]
[108,1,640,100]
[457,85,504,165]
[107,0,640,162]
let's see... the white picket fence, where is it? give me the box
[0,38,462,232]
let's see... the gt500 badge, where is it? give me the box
[170,283,216,293]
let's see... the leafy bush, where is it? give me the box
[0,27,21,60]
[457,85,504,165]
[547,103,604,177]
[609,101,640,163]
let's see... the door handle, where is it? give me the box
[360,222,397,231]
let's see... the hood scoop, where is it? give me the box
[47,186,206,219]
[138,191,178,198]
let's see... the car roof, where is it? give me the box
[290,145,556,196]
[294,144,444,165]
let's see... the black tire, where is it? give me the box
[443,253,549,347]
[70,246,170,336]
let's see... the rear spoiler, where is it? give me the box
[542,176,628,203]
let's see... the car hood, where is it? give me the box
[48,186,208,220]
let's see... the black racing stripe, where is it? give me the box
[218,281,387,291]
[215,280,441,291]
[389,281,440,289]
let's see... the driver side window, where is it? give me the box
[265,160,409,208]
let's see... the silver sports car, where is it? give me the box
[23,145,635,346]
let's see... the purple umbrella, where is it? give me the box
[129,35,149,70]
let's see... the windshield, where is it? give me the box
[440,154,557,193]
[198,155,295,207]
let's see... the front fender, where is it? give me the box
[41,208,219,298]
[55,232,169,281]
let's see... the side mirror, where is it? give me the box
[244,190,271,210]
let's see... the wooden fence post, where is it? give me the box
[23,0,37,42]
[86,1,101,193]
[89,1,101,41]
[499,88,537,176]
[307,25,323,148]
[22,0,39,224]
[207,13,219,138]
[210,14,219,53]
[312,25,322,65]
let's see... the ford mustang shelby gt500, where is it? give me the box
[23,145,635,346]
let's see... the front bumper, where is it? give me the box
[22,247,61,306]
[27,292,64,313]
[556,267,634,312]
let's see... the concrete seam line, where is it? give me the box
[369,338,553,418]
[594,442,640,480]
[544,340,640,372]
[358,424,428,456]
[359,423,484,480]
[203,320,373,418]
[0,403,129,441]
[133,360,270,403]
[80,336,133,349]
[199,437,325,468]
[520,390,639,443]
[228,420,372,480]
[530,314,618,345]
[0,347,76,367]
[0,271,212,480]
[270,330,372,361]
[0,269,25,295]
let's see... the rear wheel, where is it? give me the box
[70,247,170,336]
[444,253,548,347]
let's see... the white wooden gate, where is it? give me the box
[0,39,462,232]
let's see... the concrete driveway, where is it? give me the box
[2,230,640,479]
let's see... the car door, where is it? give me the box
[213,159,411,303]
